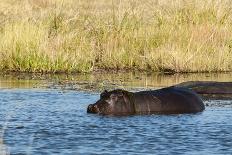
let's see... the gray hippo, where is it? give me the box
[87,86,205,116]
[175,81,232,100]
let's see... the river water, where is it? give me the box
[0,72,232,155]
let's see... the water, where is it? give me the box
[0,73,232,155]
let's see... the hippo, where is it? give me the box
[175,81,232,100]
[87,86,205,116]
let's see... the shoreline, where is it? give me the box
[1,71,231,92]
[1,69,232,75]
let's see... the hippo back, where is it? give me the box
[133,87,204,114]
[175,81,232,100]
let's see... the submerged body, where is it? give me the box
[176,81,232,100]
[87,87,205,116]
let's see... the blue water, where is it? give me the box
[0,89,232,155]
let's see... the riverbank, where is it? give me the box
[0,0,232,73]
[1,71,232,92]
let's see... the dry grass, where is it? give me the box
[0,0,232,73]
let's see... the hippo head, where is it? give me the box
[87,89,135,115]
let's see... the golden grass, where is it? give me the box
[0,0,232,73]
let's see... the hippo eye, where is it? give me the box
[110,94,117,100]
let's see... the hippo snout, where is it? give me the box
[87,104,93,113]
[87,104,99,113]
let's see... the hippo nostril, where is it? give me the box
[89,104,93,108]
[87,104,93,113]
[87,104,99,113]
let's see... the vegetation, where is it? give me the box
[0,0,232,73]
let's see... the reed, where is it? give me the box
[0,0,232,73]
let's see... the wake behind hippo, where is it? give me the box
[87,87,205,116]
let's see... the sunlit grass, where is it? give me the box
[0,0,232,73]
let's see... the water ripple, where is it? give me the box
[0,89,232,155]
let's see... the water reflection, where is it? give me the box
[0,72,232,91]
[0,140,9,155]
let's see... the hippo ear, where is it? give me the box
[100,90,108,98]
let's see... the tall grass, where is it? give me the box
[0,0,232,73]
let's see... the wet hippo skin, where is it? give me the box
[175,81,232,100]
[87,87,205,116]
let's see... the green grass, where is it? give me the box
[0,0,232,73]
